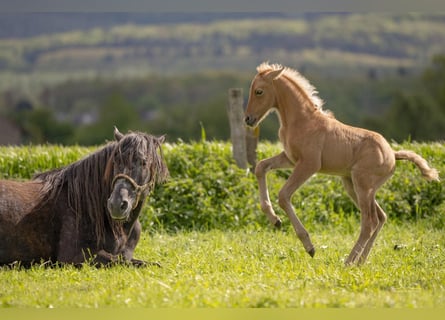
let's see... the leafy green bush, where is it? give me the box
[143,140,444,231]
[0,141,443,231]
[379,141,444,227]
[142,141,264,232]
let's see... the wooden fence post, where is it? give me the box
[227,88,248,169]
[227,88,259,171]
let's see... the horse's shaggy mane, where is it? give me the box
[257,62,327,113]
[33,132,168,245]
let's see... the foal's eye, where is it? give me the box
[254,89,264,96]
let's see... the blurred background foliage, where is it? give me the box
[2,54,444,145]
[0,13,444,144]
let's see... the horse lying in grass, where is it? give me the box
[0,128,168,267]
[245,62,439,265]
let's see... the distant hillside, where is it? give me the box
[0,12,444,95]
[0,13,444,145]
[0,12,285,38]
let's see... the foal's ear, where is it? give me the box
[267,67,285,80]
[114,126,124,141]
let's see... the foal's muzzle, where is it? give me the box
[245,115,257,127]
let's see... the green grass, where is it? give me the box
[0,141,444,308]
[0,222,444,308]
[0,144,93,179]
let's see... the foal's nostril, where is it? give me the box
[245,115,256,126]
[120,200,129,211]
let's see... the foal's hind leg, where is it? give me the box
[344,171,390,265]
[343,176,384,264]
[341,177,358,206]
[342,176,376,264]
[255,152,293,227]
[358,201,387,264]
[345,181,380,265]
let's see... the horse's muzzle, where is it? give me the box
[244,115,257,127]
[107,187,133,221]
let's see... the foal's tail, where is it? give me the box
[395,150,440,181]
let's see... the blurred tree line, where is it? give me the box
[364,54,445,141]
[2,54,445,145]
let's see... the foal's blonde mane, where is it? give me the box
[257,62,326,112]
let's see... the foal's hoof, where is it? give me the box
[274,219,282,229]
[307,248,315,258]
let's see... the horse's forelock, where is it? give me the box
[115,133,147,166]
[256,62,325,110]
[257,61,284,75]
[112,132,169,186]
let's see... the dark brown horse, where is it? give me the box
[0,128,168,267]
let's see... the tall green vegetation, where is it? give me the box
[0,141,443,232]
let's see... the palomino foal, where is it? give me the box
[245,62,439,265]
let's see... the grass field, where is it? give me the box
[0,222,443,308]
[0,141,443,308]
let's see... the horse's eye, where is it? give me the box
[137,158,147,167]
[255,89,264,96]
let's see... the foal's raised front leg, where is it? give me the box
[278,160,319,257]
[255,152,293,227]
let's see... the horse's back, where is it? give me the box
[317,117,395,175]
[0,179,57,265]
[0,180,43,223]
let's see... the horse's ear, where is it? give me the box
[114,126,124,141]
[157,135,166,144]
[267,67,285,80]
